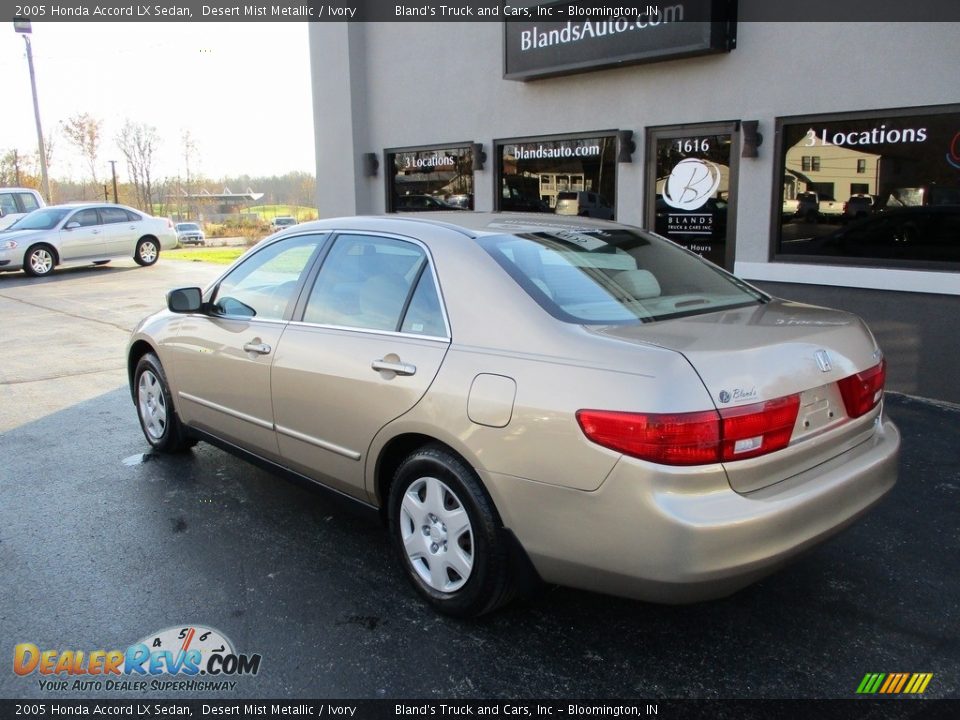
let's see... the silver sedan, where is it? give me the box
[0,203,177,277]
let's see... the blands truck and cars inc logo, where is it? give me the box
[13,625,261,692]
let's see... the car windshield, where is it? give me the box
[8,208,71,231]
[177,223,200,231]
[478,228,767,324]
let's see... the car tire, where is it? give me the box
[23,244,56,277]
[134,352,194,453]
[388,445,515,617]
[134,237,160,266]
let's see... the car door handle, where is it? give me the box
[243,342,272,355]
[371,359,416,376]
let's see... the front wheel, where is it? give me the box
[388,445,514,617]
[134,352,194,452]
[134,237,159,266]
[23,245,55,277]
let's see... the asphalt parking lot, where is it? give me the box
[0,257,958,700]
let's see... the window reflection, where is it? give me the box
[497,136,616,217]
[388,147,474,212]
[777,108,960,266]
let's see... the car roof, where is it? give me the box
[299,212,628,239]
[52,202,140,211]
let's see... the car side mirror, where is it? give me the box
[167,287,203,313]
[65,221,80,230]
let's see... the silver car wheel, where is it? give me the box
[137,240,158,264]
[28,247,54,276]
[400,476,474,593]
[138,369,168,441]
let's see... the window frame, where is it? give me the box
[770,103,960,273]
[291,231,452,342]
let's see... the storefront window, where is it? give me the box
[497,134,616,218]
[387,145,474,212]
[776,106,960,267]
[647,126,736,269]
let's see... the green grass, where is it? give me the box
[165,247,246,264]
[246,205,317,221]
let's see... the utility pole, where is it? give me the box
[13,150,20,186]
[109,160,119,203]
[14,20,51,203]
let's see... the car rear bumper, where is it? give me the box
[485,415,899,603]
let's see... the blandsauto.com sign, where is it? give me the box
[503,0,737,80]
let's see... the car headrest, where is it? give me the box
[614,269,661,299]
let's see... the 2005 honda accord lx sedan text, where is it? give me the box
[127,214,900,616]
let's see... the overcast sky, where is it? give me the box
[3,22,315,184]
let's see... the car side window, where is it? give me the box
[302,234,429,333]
[100,207,130,224]
[17,193,40,212]
[400,264,447,337]
[0,194,16,215]
[71,209,100,227]
[212,235,323,320]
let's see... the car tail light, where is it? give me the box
[718,395,800,461]
[837,359,886,419]
[577,395,801,467]
[575,409,720,466]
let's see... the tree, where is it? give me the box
[61,113,102,188]
[117,120,160,212]
[0,141,53,190]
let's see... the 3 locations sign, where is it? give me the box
[504,0,738,80]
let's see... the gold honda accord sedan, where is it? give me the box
[127,214,900,616]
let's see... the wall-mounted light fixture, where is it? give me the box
[362,152,379,177]
[741,120,763,158]
[472,143,487,171]
[617,130,636,163]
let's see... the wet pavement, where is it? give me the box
[0,261,958,700]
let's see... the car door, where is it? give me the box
[57,208,108,260]
[99,206,142,255]
[270,233,450,500]
[170,233,326,461]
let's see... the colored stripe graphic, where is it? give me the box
[856,672,933,694]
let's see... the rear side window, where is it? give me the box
[101,207,131,224]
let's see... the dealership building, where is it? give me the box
[309,11,960,403]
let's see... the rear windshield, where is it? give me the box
[556,192,578,201]
[477,228,766,324]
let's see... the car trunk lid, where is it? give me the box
[586,299,884,493]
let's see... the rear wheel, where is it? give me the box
[388,445,514,617]
[134,237,159,266]
[23,245,55,277]
[134,352,194,452]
